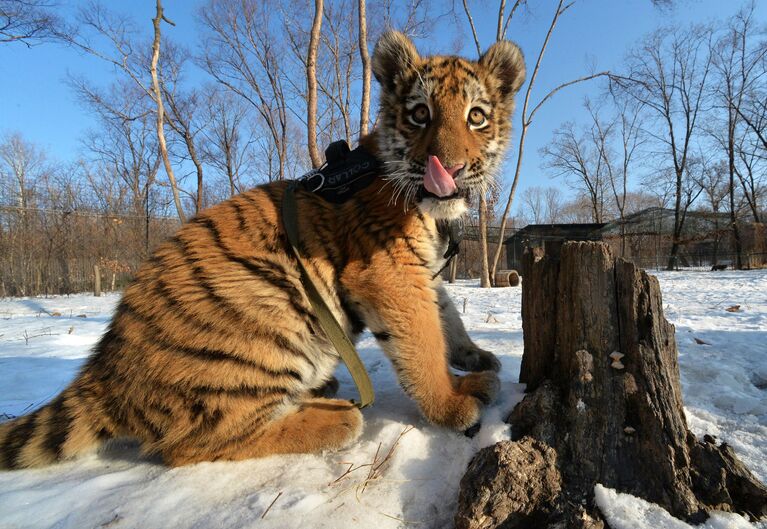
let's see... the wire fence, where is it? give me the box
[621,252,767,272]
[0,206,179,297]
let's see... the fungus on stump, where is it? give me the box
[455,242,767,529]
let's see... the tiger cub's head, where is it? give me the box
[372,31,525,220]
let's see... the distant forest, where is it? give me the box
[1,0,765,293]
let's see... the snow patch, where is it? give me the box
[1,271,766,528]
[594,484,757,529]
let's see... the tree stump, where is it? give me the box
[455,242,767,529]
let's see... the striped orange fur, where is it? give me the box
[0,31,525,469]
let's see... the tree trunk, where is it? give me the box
[357,0,371,138]
[728,115,743,270]
[150,0,186,223]
[186,130,204,213]
[479,195,491,287]
[306,0,323,169]
[667,171,683,270]
[455,242,767,529]
[224,132,237,197]
[93,264,101,297]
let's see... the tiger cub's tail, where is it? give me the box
[0,372,116,470]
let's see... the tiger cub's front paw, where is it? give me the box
[454,370,500,405]
[425,371,501,431]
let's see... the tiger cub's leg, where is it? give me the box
[352,269,499,431]
[162,397,362,466]
[436,284,501,373]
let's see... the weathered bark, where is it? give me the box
[455,242,767,529]
[455,438,563,529]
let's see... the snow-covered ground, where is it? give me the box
[0,270,765,529]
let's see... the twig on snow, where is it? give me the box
[378,511,427,525]
[357,425,414,498]
[328,425,415,500]
[260,491,283,519]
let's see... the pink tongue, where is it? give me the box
[424,155,458,197]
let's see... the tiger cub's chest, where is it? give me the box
[413,217,457,276]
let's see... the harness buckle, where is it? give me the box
[299,169,325,192]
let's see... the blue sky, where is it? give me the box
[0,0,761,211]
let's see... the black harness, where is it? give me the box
[297,140,462,276]
[297,140,381,203]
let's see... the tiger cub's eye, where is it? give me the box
[409,104,430,126]
[468,107,487,128]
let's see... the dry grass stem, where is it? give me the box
[328,425,415,500]
[378,511,427,525]
[260,491,283,519]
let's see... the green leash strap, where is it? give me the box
[282,183,375,409]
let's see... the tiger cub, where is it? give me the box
[0,31,525,468]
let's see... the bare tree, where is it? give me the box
[158,43,209,213]
[736,80,767,153]
[0,132,46,210]
[543,186,564,224]
[735,130,765,223]
[0,135,178,296]
[693,158,728,264]
[307,0,324,168]
[201,87,257,196]
[372,0,438,40]
[489,0,609,283]
[710,1,766,241]
[542,120,609,223]
[585,98,644,256]
[519,185,563,225]
[614,26,713,270]
[72,77,164,255]
[0,134,53,294]
[558,195,601,223]
[200,0,292,180]
[319,0,357,146]
[358,0,371,136]
[149,0,185,222]
[54,1,190,221]
[0,0,64,46]
[519,186,546,225]
[283,0,441,154]
[643,155,705,264]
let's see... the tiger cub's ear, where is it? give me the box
[480,41,526,100]
[372,30,420,92]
